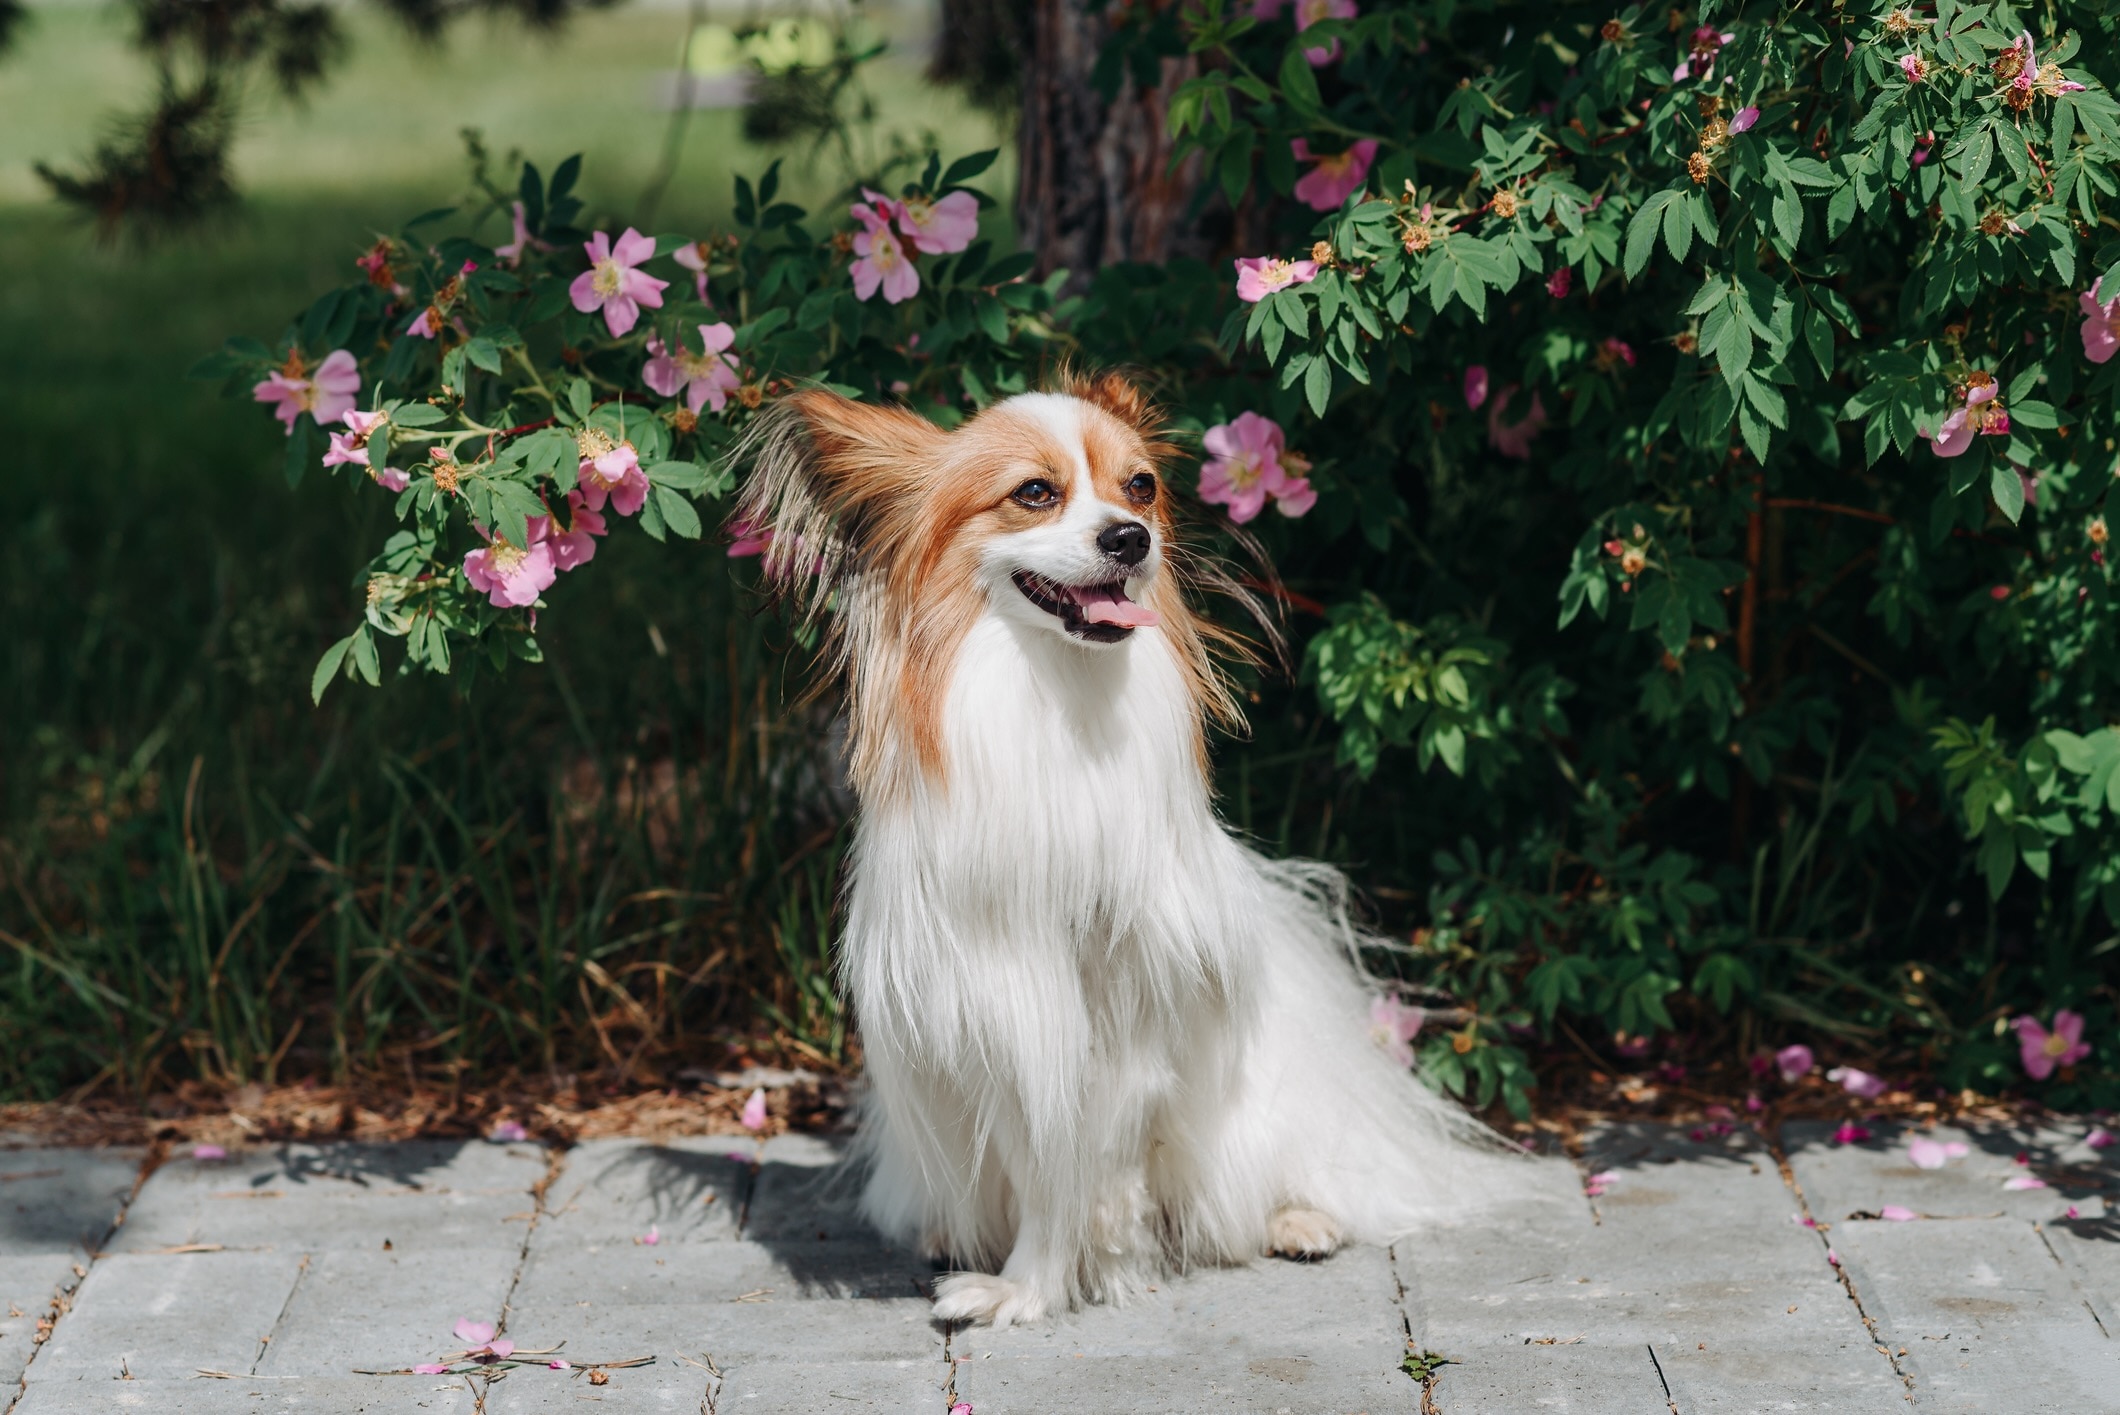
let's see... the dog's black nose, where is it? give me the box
[1097,521,1150,567]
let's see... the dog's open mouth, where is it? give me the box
[1012,572,1161,641]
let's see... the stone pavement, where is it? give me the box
[2,1119,2116,1412]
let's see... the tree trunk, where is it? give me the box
[1013,0,1222,281]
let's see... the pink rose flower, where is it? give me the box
[545,491,608,572]
[1924,376,2009,458]
[897,190,980,255]
[850,200,920,304]
[569,228,668,338]
[644,322,742,413]
[1486,384,1547,459]
[726,518,774,558]
[1546,266,1574,299]
[1291,138,1378,211]
[2080,279,2120,364]
[1671,27,1734,81]
[463,523,557,609]
[2014,1009,2091,1080]
[1728,105,1759,133]
[1775,1044,1813,1083]
[1899,53,1927,84]
[494,201,543,267]
[1463,365,1489,409]
[672,239,714,303]
[578,440,649,518]
[1293,0,1357,65]
[1234,255,1320,303]
[321,407,385,470]
[1199,412,1312,523]
[1368,994,1427,1068]
[252,349,361,433]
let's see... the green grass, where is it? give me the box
[0,0,998,1099]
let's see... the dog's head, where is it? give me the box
[733,373,1256,788]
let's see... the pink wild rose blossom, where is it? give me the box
[1671,27,1734,82]
[1293,0,1356,65]
[1234,255,1320,303]
[463,523,557,609]
[1925,375,2008,458]
[644,322,742,413]
[672,239,715,303]
[577,436,649,518]
[726,518,774,558]
[1775,1044,1815,1083]
[1291,138,1379,211]
[1728,105,1760,133]
[1198,412,1312,523]
[569,228,668,338]
[2014,1009,2091,1079]
[253,349,361,433]
[2080,279,2120,364]
[1464,365,1490,409]
[850,200,920,304]
[896,190,980,254]
[1899,53,1927,84]
[1486,384,1548,459]
[546,492,608,572]
[1368,994,1427,1067]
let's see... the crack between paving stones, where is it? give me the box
[1766,1137,1918,1402]
[1386,1242,1442,1415]
[1644,1342,1679,1415]
[3,1141,165,1414]
[251,1253,313,1375]
[2033,1221,2112,1338]
[490,1143,569,1397]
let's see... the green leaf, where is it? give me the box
[465,337,503,375]
[283,416,317,489]
[1304,355,1332,417]
[310,634,355,705]
[940,149,999,187]
[1991,464,2025,524]
[1278,45,1323,115]
[1803,305,1834,377]
[351,627,381,687]
[656,484,703,539]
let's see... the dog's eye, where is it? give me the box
[1124,472,1158,504]
[1012,479,1060,508]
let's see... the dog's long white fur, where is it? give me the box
[743,388,1541,1327]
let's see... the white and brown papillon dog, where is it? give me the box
[734,372,1534,1327]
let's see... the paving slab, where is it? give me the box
[710,1358,946,1412]
[538,1137,754,1247]
[10,1375,473,1412]
[0,1252,84,1387]
[28,1249,307,1382]
[111,1141,544,1255]
[1784,1120,2109,1224]
[255,1247,525,1377]
[0,1149,141,1258]
[1425,1342,1678,1414]
[955,1352,1407,1414]
[738,1134,870,1243]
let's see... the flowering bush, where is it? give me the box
[197,150,1046,698]
[225,0,2120,1116]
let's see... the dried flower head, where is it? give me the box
[1978,208,2009,237]
[1687,150,1714,184]
[1403,226,1432,253]
[2090,517,2110,546]
[1993,35,2028,81]
[670,407,699,434]
[738,382,765,410]
[1601,18,1626,42]
[1310,240,1338,266]
[1883,8,1921,36]
[1674,330,1700,354]
[1697,93,1722,118]
[1621,547,1649,576]
[431,461,460,494]
[1701,117,1731,149]
[1490,188,1519,219]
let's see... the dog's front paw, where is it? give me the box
[932,1271,1049,1328]
[1266,1206,1343,1259]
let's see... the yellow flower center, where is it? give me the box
[591,257,625,298]
[1258,259,1297,291]
[869,232,902,270]
[2044,1032,2072,1058]
[488,539,526,575]
[1222,449,1266,490]
[900,196,932,228]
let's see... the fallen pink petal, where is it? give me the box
[1827,1066,1888,1099]
[551,1359,573,1370]
[414,1363,451,1375]
[1907,1137,1969,1170]
[2004,1175,2049,1191]
[741,1087,770,1132]
[490,1121,529,1143]
[1879,1205,1918,1222]
[191,1144,227,1161]
[1830,1123,1871,1145]
[454,1319,497,1347]
[1826,1248,1841,1266]
[637,1224,661,1246]
[2088,1127,2115,1150]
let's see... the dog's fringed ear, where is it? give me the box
[729,388,947,615]
[1068,370,1161,437]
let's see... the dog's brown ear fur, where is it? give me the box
[730,388,946,614]
[1069,370,1158,435]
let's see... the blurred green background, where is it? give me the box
[0,0,998,1099]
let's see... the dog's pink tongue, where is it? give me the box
[1071,584,1160,628]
